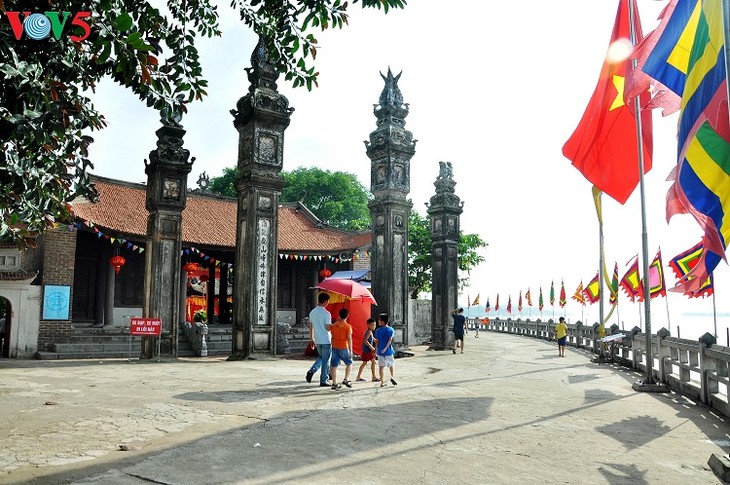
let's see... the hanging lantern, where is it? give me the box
[110,255,126,274]
[199,274,209,283]
[319,268,332,279]
[184,262,199,276]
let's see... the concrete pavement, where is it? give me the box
[1,331,728,484]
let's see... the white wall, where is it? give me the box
[0,281,41,358]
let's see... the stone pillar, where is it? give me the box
[230,38,294,358]
[206,264,215,324]
[104,259,115,327]
[142,106,193,358]
[220,269,229,324]
[366,68,415,348]
[427,162,463,350]
[94,245,108,326]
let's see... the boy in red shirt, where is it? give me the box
[329,308,354,390]
[356,318,378,382]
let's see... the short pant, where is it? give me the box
[360,350,375,362]
[330,348,353,367]
[378,354,395,368]
[558,337,567,346]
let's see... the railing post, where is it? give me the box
[575,321,583,348]
[656,327,671,383]
[631,326,641,369]
[699,332,718,405]
[592,323,601,355]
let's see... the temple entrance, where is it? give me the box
[0,297,10,358]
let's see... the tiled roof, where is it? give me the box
[0,270,36,281]
[71,176,371,253]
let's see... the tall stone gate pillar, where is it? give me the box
[142,108,193,358]
[366,68,415,347]
[230,39,294,358]
[427,162,463,350]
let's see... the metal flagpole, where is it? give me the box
[628,0,665,392]
[596,189,607,361]
[713,288,719,339]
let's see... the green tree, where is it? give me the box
[281,167,370,230]
[408,210,487,299]
[209,166,371,231]
[0,0,405,248]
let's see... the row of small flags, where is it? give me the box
[66,219,364,270]
[469,242,715,314]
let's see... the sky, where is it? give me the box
[85,0,728,341]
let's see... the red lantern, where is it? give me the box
[110,255,126,274]
[319,268,332,279]
[199,274,209,283]
[183,262,199,276]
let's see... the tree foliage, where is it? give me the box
[408,210,487,299]
[0,0,405,248]
[209,166,371,231]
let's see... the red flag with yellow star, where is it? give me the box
[562,0,653,205]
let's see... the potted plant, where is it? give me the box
[193,309,207,324]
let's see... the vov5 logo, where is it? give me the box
[1,11,92,41]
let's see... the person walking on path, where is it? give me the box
[556,316,568,357]
[356,318,378,382]
[375,313,397,387]
[329,308,354,390]
[306,292,333,387]
[451,308,466,354]
[474,317,480,338]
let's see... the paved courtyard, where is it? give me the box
[1,331,728,484]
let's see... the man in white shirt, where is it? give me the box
[305,292,332,387]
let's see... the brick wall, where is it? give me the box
[21,234,44,282]
[37,228,78,351]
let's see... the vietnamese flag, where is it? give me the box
[562,0,653,205]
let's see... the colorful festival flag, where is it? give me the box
[572,281,586,305]
[518,291,523,313]
[550,281,555,306]
[609,262,620,305]
[472,293,480,306]
[620,255,643,302]
[664,0,729,294]
[507,295,512,314]
[668,241,714,297]
[562,0,653,205]
[624,0,686,115]
[539,287,544,311]
[643,249,667,299]
[583,273,601,304]
[486,297,491,312]
[559,280,567,308]
[636,0,699,98]
[525,288,532,307]
[495,294,500,312]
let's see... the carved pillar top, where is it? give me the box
[248,37,281,93]
[231,37,294,130]
[144,119,194,212]
[427,161,463,213]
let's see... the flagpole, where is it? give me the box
[597,190,606,346]
[712,289,718,338]
[628,0,663,391]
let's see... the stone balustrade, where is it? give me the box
[482,318,730,419]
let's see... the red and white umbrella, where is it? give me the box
[315,278,377,305]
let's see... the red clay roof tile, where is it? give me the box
[72,176,371,253]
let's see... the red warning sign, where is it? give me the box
[130,318,162,336]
